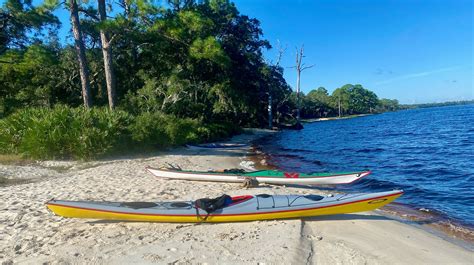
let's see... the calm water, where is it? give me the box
[259,104,474,225]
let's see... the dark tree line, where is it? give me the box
[401,100,474,109]
[1,0,399,126]
[0,0,292,127]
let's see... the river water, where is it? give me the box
[258,104,474,227]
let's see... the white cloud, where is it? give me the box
[375,66,461,85]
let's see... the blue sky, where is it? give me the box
[9,0,473,103]
[234,0,473,103]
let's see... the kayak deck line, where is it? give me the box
[45,191,403,223]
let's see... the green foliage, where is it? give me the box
[128,112,176,147]
[377,98,400,112]
[346,85,378,114]
[0,105,241,159]
[189,36,230,67]
[305,87,332,117]
[195,122,241,142]
[0,45,61,112]
[0,107,33,153]
[123,74,163,114]
[0,106,132,159]
[331,86,351,115]
[128,112,238,148]
[2,0,285,125]
[0,0,403,159]
[307,87,330,105]
[299,84,399,119]
[0,0,60,53]
[164,116,200,145]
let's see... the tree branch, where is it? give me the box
[107,33,117,47]
[301,64,315,71]
[78,8,99,21]
[274,40,286,67]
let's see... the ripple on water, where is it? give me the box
[260,104,474,227]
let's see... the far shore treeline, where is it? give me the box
[0,0,421,159]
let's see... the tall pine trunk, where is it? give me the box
[98,0,116,110]
[69,0,92,108]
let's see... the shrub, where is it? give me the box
[129,112,201,147]
[0,108,35,153]
[128,112,171,147]
[68,108,132,159]
[0,106,240,160]
[19,106,75,158]
[196,122,241,142]
[164,116,200,145]
[0,106,132,159]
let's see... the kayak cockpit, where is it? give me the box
[194,195,254,213]
[120,202,159,209]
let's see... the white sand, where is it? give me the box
[1,131,472,264]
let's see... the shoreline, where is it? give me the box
[301,113,374,123]
[380,203,474,249]
[250,134,474,250]
[0,129,472,263]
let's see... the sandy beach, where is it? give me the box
[1,130,472,264]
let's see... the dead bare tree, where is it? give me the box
[291,45,315,124]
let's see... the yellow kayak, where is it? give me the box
[46,190,403,223]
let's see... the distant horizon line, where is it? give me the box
[399,99,474,106]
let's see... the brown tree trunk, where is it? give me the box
[69,0,92,108]
[98,0,116,110]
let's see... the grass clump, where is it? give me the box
[0,106,239,160]
[0,106,132,159]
